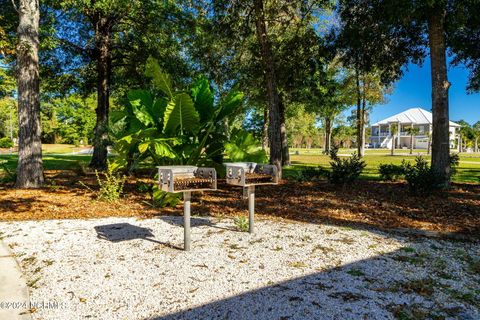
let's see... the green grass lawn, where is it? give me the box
[1,145,479,184]
[0,144,93,174]
[41,144,91,154]
[287,151,480,184]
[0,154,91,173]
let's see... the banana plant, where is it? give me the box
[111,57,244,172]
[224,129,268,163]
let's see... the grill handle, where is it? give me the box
[256,164,279,184]
[195,167,217,190]
[227,165,246,185]
[158,168,174,192]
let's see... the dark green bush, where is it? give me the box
[0,137,13,148]
[152,186,181,207]
[0,159,16,183]
[449,153,460,177]
[287,166,329,182]
[400,154,460,193]
[378,163,405,181]
[328,146,366,185]
[401,157,443,193]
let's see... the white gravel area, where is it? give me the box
[0,217,479,320]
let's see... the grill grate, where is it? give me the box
[173,178,216,191]
[158,166,217,193]
[225,162,278,187]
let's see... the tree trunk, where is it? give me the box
[391,128,395,156]
[410,124,414,155]
[262,107,268,151]
[427,130,431,155]
[324,117,332,154]
[428,9,451,186]
[15,0,44,188]
[355,68,363,157]
[254,0,282,177]
[475,138,478,153]
[360,96,366,157]
[410,134,414,154]
[89,15,112,170]
[279,97,290,166]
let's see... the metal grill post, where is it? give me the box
[183,191,191,251]
[248,185,255,233]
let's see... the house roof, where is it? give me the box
[372,108,460,127]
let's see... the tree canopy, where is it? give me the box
[2,0,480,188]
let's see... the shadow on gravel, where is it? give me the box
[159,216,241,233]
[94,223,182,250]
[146,245,479,320]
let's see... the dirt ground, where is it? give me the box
[0,170,479,237]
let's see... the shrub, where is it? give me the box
[401,156,443,193]
[287,166,328,182]
[328,146,366,185]
[0,137,13,148]
[233,216,249,232]
[136,181,153,193]
[95,166,126,202]
[152,186,181,208]
[449,153,460,177]
[378,163,405,181]
[302,166,329,180]
[379,154,459,185]
[0,159,16,183]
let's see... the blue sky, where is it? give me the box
[350,57,480,126]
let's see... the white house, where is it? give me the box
[370,108,460,149]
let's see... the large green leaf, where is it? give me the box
[127,118,146,134]
[152,187,181,207]
[137,128,161,139]
[217,90,244,121]
[163,93,199,134]
[138,138,177,158]
[191,77,214,122]
[128,90,155,126]
[110,110,127,124]
[224,129,267,163]
[114,134,135,155]
[128,89,153,109]
[145,57,174,99]
[153,139,177,158]
[138,141,150,153]
[151,98,168,127]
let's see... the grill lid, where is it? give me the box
[224,162,257,172]
[157,166,198,174]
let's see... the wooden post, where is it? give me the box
[248,185,255,234]
[183,191,191,251]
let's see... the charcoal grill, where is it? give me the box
[224,162,278,233]
[158,166,217,250]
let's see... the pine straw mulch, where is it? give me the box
[0,170,479,238]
